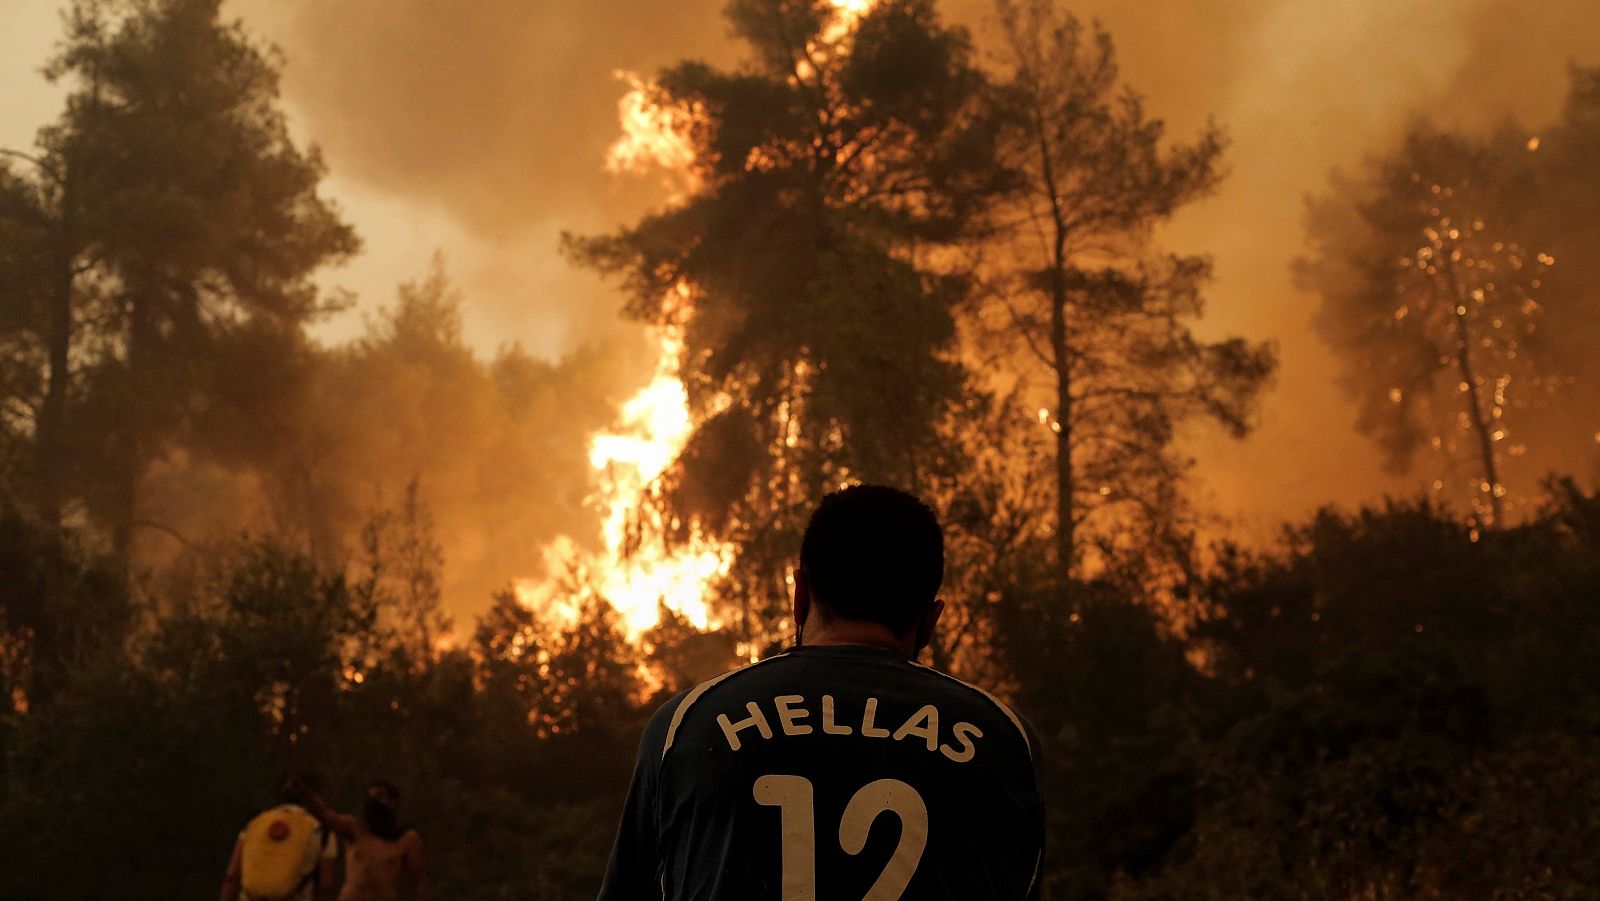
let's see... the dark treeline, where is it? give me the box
[3,484,1598,898]
[0,0,646,607]
[3,1,1600,899]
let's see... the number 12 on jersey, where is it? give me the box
[753,774,929,901]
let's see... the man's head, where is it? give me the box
[364,779,405,840]
[367,779,400,806]
[795,484,945,651]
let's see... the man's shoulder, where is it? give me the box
[651,650,1037,766]
[642,653,801,758]
[901,661,1039,760]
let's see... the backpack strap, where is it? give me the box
[294,823,331,896]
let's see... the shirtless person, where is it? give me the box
[290,778,426,901]
[220,777,338,901]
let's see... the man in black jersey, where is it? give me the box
[599,484,1044,900]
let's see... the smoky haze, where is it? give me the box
[235,0,734,356]
[211,0,1600,613]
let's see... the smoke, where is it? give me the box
[950,0,1600,538]
[233,0,733,357]
[227,0,1598,557]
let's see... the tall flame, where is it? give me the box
[605,71,704,198]
[519,0,876,639]
[606,0,874,184]
[518,322,731,639]
[586,324,730,636]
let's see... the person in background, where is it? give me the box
[599,484,1045,899]
[290,777,427,901]
[221,775,338,901]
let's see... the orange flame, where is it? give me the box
[517,0,878,640]
[518,326,731,640]
[825,0,874,39]
[605,71,704,197]
[586,324,730,636]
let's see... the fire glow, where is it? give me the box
[517,0,875,640]
[587,327,729,637]
[605,71,703,197]
[517,325,730,639]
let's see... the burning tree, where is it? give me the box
[980,0,1275,583]
[1299,125,1553,529]
[568,0,1006,649]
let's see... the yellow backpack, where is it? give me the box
[239,805,322,899]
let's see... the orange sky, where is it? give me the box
[3,0,1597,542]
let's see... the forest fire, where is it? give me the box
[527,0,881,640]
[605,71,703,197]
[517,63,734,638]
[515,323,729,638]
[584,326,729,637]
[7,0,1600,897]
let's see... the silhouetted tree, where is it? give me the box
[0,153,71,522]
[984,0,1275,582]
[1300,124,1554,528]
[1296,67,1600,529]
[0,503,128,715]
[1,0,356,551]
[568,0,1006,643]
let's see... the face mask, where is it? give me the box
[363,797,402,840]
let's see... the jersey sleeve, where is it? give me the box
[597,691,684,901]
[1021,714,1046,901]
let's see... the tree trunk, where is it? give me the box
[35,219,73,530]
[1050,274,1074,575]
[111,288,154,565]
[1443,260,1504,527]
[1032,94,1076,579]
[1453,323,1503,527]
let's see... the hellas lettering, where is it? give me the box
[717,695,983,763]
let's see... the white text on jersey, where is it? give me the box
[715,694,984,763]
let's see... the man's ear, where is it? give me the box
[792,566,810,644]
[913,598,945,654]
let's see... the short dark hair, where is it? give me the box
[799,484,944,634]
[368,779,400,804]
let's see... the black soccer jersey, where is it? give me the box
[598,643,1044,900]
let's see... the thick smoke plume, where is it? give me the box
[244,0,1600,543]
[111,0,1568,618]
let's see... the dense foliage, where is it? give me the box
[3,485,1598,898]
[568,0,1009,647]
[983,0,1274,583]
[2,2,1598,899]
[1299,68,1600,527]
